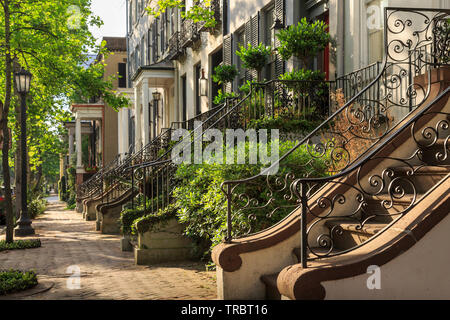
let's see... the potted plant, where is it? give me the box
[236,43,272,81]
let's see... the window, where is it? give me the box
[118,63,127,88]
[147,27,153,64]
[135,45,140,71]
[263,6,274,80]
[264,6,274,47]
[366,0,384,64]
[130,52,135,76]
[141,36,145,66]
[195,63,202,116]
[235,29,245,87]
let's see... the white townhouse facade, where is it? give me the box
[119,0,449,156]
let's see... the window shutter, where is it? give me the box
[274,0,285,79]
[222,0,228,35]
[160,13,165,54]
[244,14,260,81]
[223,34,233,93]
[274,0,285,25]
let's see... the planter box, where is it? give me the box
[134,218,194,265]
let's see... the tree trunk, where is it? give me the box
[2,0,15,243]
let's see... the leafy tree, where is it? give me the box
[147,0,217,29]
[276,17,330,68]
[0,0,128,243]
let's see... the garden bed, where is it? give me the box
[0,239,41,252]
[0,270,38,296]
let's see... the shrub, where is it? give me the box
[279,69,329,118]
[172,139,331,260]
[212,64,238,85]
[248,116,323,134]
[0,270,38,295]
[276,17,330,68]
[213,89,238,105]
[28,196,47,219]
[0,239,41,252]
[132,204,178,235]
[236,43,272,73]
[119,208,145,235]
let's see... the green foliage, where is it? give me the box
[278,69,329,118]
[0,270,38,295]
[172,140,331,260]
[66,166,76,206]
[120,208,145,235]
[236,43,272,72]
[213,89,238,105]
[0,239,41,252]
[276,17,330,67]
[28,195,47,219]
[147,0,217,29]
[132,204,178,235]
[248,116,323,134]
[212,64,238,85]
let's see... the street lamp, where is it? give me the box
[152,90,161,139]
[14,68,35,236]
[271,18,284,50]
[199,69,208,97]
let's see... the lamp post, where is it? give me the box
[152,90,161,139]
[271,18,284,50]
[199,69,208,97]
[14,68,34,236]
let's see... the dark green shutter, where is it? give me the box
[274,0,285,79]
[223,34,233,93]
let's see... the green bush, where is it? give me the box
[0,239,41,252]
[248,116,323,134]
[212,64,238,85]
[236,43,272,73]
[120,208,145,235]
[132,204,178,235]
[172,139,331,260]
[213,89,238,105]
[28,196,47,219]
[0,270,38,295]
[276,17,330,68]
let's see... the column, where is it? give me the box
[68,130,74,159]
[142,79,150,145]
[75,116,82,170]
[134,85,142,151]
[122,108,129,156]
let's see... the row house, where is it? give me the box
[65,37,128,185]
[122,0,448,151]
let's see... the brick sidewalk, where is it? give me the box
[0,201,217,300]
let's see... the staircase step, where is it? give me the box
[261,273,281,300]
[417,139,450,165]
[322,219,388,250]
[325,220,386,235]
[292,247,340,262]
[366,193,417,206]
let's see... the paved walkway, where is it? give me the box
[0,201,217,300]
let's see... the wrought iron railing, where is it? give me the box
[78,154,121,198]
[180,19,199,49]
[127,78,343,223]
[168,31,183,61]
[336,61,382,103]
[220,8,449,266]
